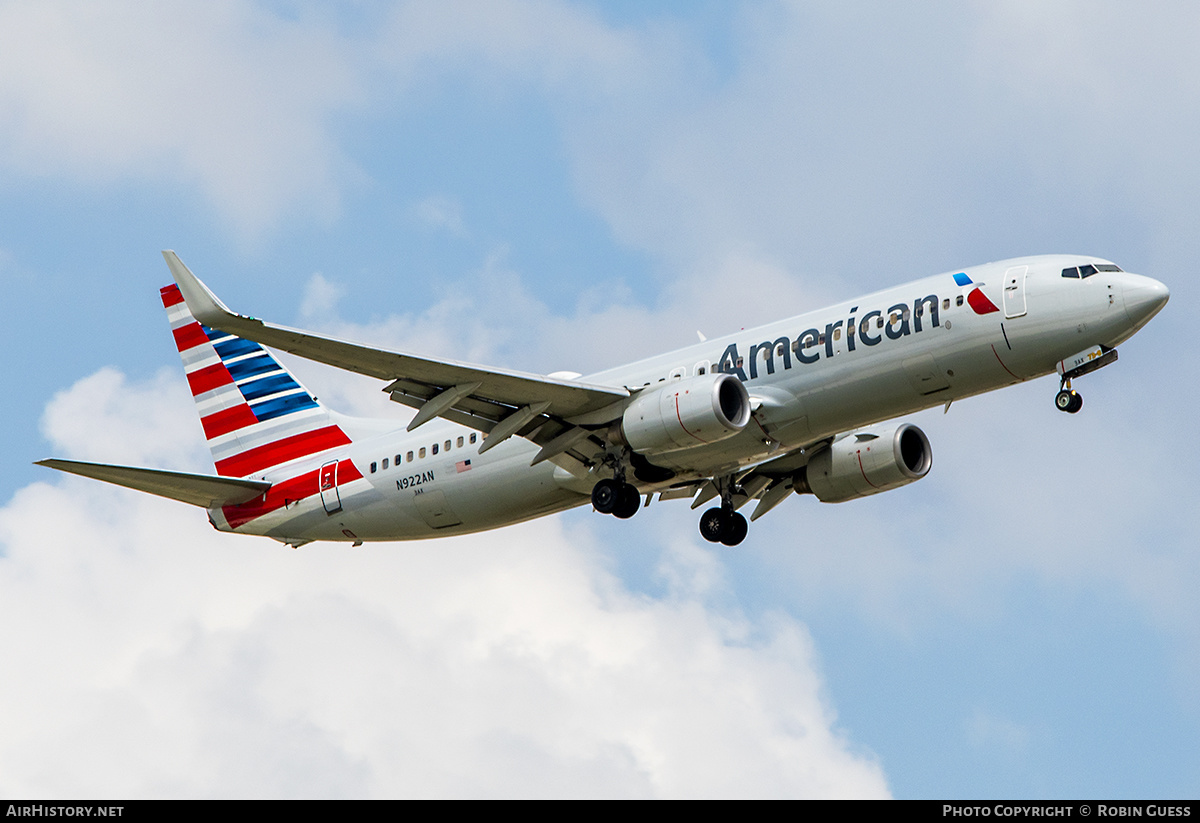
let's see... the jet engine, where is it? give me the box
[619,373,751,456]
[795,423,932,503]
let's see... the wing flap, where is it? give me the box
[36,459,271,508]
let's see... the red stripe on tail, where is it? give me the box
[160,284,185,308]
[214,425,352,477]
[200,405,259,439]
[186,363,234,396]
[221,459,363,529]
[172,322,209,352]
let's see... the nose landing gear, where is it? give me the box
[1054,345,1118,414]
[1055,378,1083,414]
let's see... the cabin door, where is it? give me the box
[319,460,343,514]
[1003,266,1028,318]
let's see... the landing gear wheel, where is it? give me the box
[591,478,620,514]
[1055,389,1083,414]
[698,508,748,545]
[699,508,726,543]
[613,483,642,519]
[720,512,748,546]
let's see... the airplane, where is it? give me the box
[38,251,1169,547]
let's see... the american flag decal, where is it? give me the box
[456,459,472,473]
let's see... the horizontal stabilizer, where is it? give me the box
[36,459,271,508]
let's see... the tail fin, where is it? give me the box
[160,283,352,478]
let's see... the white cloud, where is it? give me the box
[410,194,468,237]
[966,710,1031,753]
[0,1,362,241]
[0,368,889,798]
[0,0,655,244]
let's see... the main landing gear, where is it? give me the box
[1055,378,1083,414]
[698,475,748,546]
[591,448,653,519]
[591,477,642,519]
[699,506,748,546]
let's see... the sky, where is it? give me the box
[0,0,1196,799]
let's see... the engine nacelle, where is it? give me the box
[795,423,932,503]
[619,373,751,456]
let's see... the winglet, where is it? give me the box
[161,250,245,328]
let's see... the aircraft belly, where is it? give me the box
[361,447,585,540]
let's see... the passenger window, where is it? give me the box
[445,440,452,451]
[669,367,686,380]
[382,458,389,470]
[942,298,950,311]
[457,436,464,448]
[419,447,426,458]
[877,317,884,329]
[1062,267,1080,278]
[956,295,964,307]
[407,451,414,462]
[395,454,402,465]
[370,461,377,473]
[469,433,477,445]
[432,443,439,455]
[694,360,710,376]
[818,333,826,345]
[833,328,841,341]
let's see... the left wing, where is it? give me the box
[163,251,629,461]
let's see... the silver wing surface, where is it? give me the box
[36,459,270,508]
[164,251,630,467]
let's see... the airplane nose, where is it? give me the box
[1122,274,1170,330]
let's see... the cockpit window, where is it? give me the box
[1064,263,1122,279]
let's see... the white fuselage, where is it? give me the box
[209,254,1167,543]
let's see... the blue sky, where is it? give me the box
[1,0,1196,798]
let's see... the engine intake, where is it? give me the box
[795,423,932,503]
[619,373,751,456]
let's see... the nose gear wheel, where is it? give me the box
[1055,388,1083,414]
[1055,376,1083,414]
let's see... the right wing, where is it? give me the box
[36,459,270,508]
[163,251,629,468]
